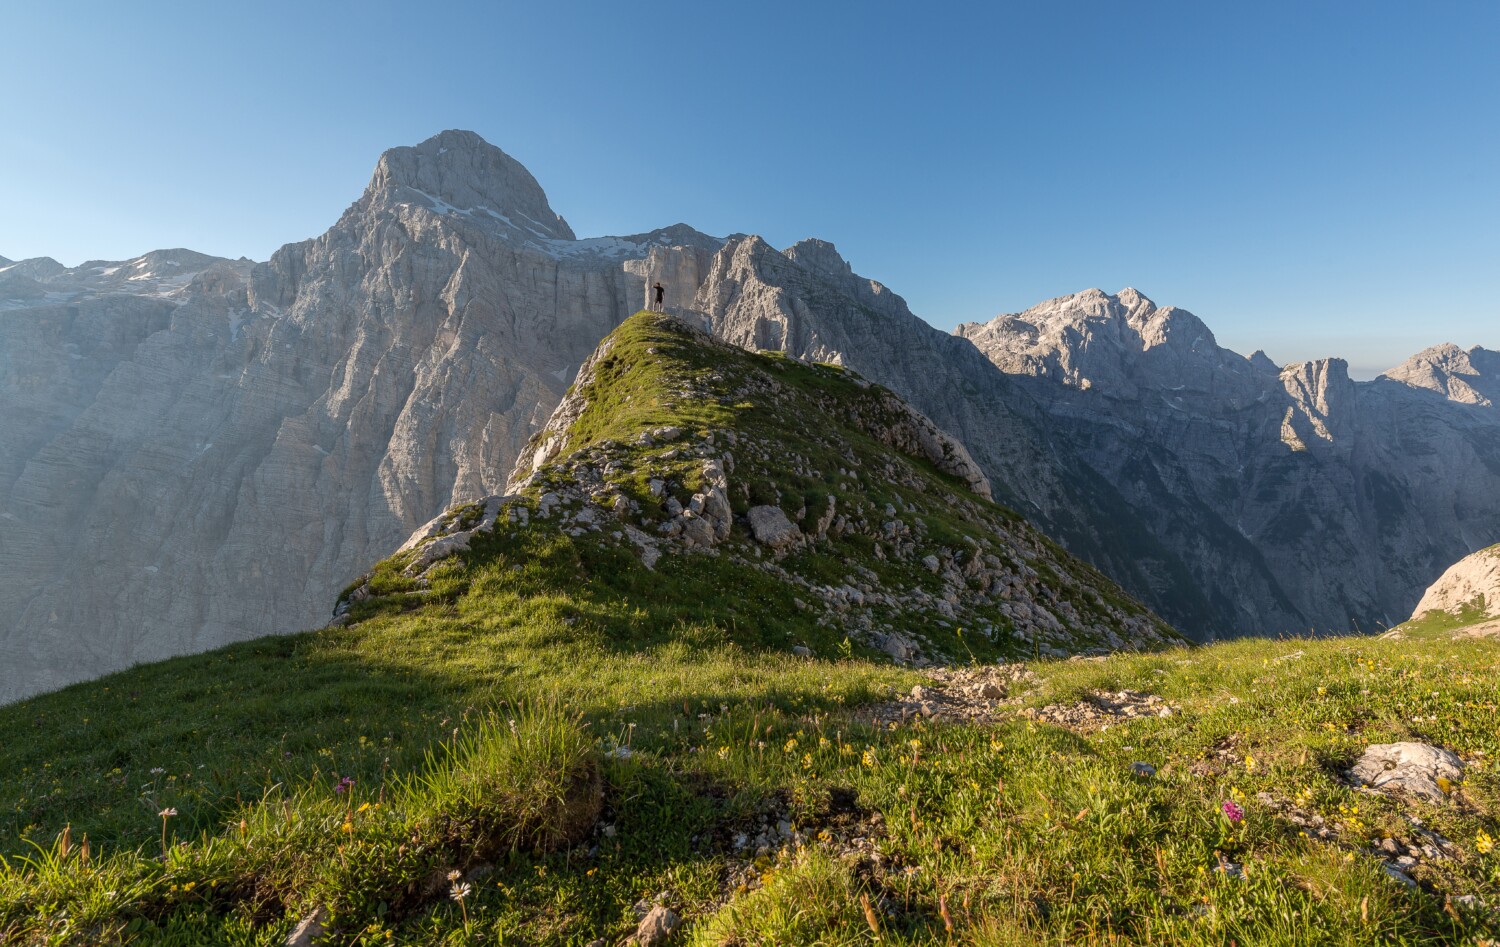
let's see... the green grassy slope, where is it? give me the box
[0,314,1495,944]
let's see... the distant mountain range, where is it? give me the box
[2,129,1496,701]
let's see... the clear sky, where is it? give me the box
[3,1,1496,378]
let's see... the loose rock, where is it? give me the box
[747,505,802,549]
[630,905,681,945]
[285,907,329,947]
[1349,742,1465,803]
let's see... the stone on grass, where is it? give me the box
[286,906,329,947]
[746,505,802,549]
[1349,742,1464,803]
[631,905,681,945]
[1131,762,1156,778]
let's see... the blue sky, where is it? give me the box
[3,1,1495,377]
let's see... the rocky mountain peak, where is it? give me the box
[1280,356,1352,389]
[952,288,1230,398]
[1248,350,1280,373]
[1114,286,1153,311]
[366,129,574,240]
[1383,342,1500,407]
[0,256,66,281]
[783,238,854,279]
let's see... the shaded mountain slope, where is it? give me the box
[957,290,1500,635]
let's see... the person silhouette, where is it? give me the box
[653,281,665,310]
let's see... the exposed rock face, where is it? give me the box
[953,289,1500,636]
[0,130,722,702]
[1410,544,1500,621]
[746,505,802,550]
[1384,343,1500,407]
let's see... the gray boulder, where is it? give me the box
[630,905,680,945]
[1350,742,1465,803]
[747,505,802,549]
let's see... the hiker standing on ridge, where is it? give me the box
[653,281,665,310]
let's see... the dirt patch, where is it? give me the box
[869,664,1039,725]
[1020,690,1176,732]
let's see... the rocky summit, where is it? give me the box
[2,129,1499,701]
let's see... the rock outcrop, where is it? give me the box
[1410,544,1500,622]
[1349,743,1466,804]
